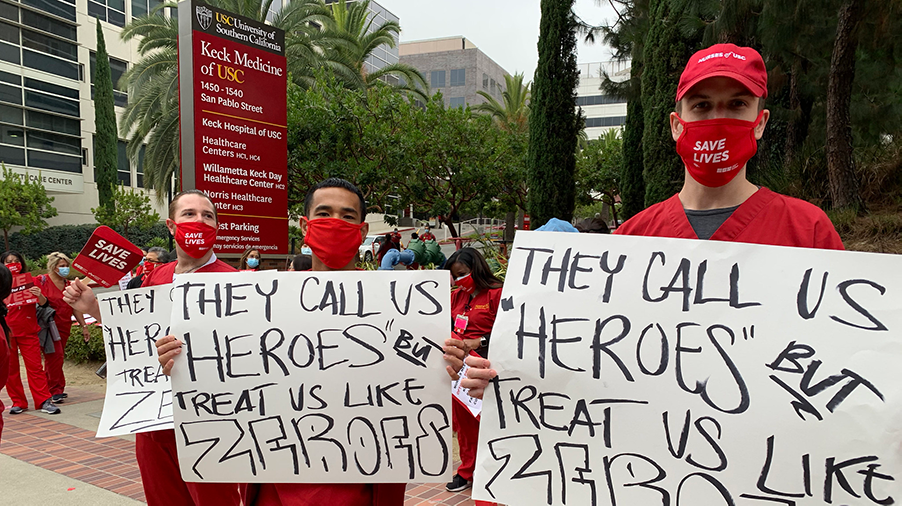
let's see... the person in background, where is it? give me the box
[1,251,60,415]
[64,190,240,505]
[133,248,148,278]
[289,254,312,272]
[441,248,503,502]
[420,225,436,242]
[0,264,12,439]
[35,252,88,403]
[375,233,397,264]
[127,247,169,289]
[390,227,403,249]
[239,248,262,271]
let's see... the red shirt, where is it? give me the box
[142,257,237,287]
[36,275,74,332]
[615,187,844,250]
[5,300,39,337]
[451,286,503,344]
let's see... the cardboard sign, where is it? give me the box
[472,231,902,506]
[96,285,174,437]
[72,226,144,288]
[169,271,452,483]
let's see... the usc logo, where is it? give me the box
[217,64,245,83]
[215,12,233,26]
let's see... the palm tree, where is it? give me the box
[473,72,530,133]
[119,0,347,200]
[326,0,427,101]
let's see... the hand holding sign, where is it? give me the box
[72,226,143,288]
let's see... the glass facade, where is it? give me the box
[576,94,626,106]
[430,70,445,88]
[90,50,128,107]
[89,0,126,27]
[0,7,79,80]
[584,116,627,128]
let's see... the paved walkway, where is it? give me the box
[0,384,481,505]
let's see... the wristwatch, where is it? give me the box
[480,335,489,348]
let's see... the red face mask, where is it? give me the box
[676,111,764,187]
[302,217,365,269]
[4,262,21,275]
[174,221,218,258]
[455,273,476,294]
[143,261,157,275]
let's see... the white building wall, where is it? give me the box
[577,60,630,140]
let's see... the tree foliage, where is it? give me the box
[595,0,902,216]
[527,0,582,228]
[286,75,525,237]
[0,165,57,250]
[91,184,161,240]
[94,20,118,210]
[474,72,531,134]
[576,129,623,225]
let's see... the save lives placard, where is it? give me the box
[96,285,173,437]
[473,231,902,505]
[169,271,452,483]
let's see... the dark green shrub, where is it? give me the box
[65,324,106,363]
[8,222,168,259]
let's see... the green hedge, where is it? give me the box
[8,222,169,259]
[65,324,106,363]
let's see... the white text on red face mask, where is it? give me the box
[693,138,730,165]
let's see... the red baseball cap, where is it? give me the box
[676,44,767,101]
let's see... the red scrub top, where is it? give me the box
[35,275,74,333]
[615,187,844,250]
[450,286,503,345]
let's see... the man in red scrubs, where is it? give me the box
[450,43,844,398]
[156,179,407,506]
[65,190,240,506]
[615,43,843,249]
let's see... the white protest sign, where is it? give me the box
[452,360,482,418]
[118,272,132,291]
[473,231,902,506]
[169,270,453,483]
[96,285,173,437]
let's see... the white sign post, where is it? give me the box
[169,271,453,484]
[96,285,174,437]
[473,231,902,505]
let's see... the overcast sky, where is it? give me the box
[376,0,621,81]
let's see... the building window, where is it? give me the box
[482,73,488,90]
[430,70,445,88]
[117,140,130,185]
[132,0,163,18]
[0,72,81,173]
[584,116,627,128]
[89,0,126,27]
[490,78,496,95]
[90,51,128,107]
[450,68,465,87]
[0,10,80,80]
[449,97,465,108]
[136,144,145,187]
[576,95,627,107]
[21,0,77,22]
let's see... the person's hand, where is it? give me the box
[155,334,182,376]
[461,355,497,400]
[443,338,468,380]
[81,326,91,343]
[28,286,41,297]
[63,278,101,320]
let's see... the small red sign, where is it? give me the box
[72,226,144,288]
[4,272,37,308]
